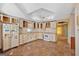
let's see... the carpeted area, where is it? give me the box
[1,39,75,56]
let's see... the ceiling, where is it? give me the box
[0,3,76,22]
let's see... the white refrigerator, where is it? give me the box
[1,23,19,51]
[10,23,19,48]
[2,23,11,51]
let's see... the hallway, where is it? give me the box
[2,40,75,56]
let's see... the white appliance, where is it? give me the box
[11,23,19,48]
[2,23,11,51]
[44,34,50,41]
[44,33,56,42]
[1,23,19,51]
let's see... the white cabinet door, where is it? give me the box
[50,22,56,33]
[38,33,43,39]
[51,22,56,28]
[23,34,26,43]
[27,33,31,42]
[3,34,11,51]
[20,34,23,45]
[49,34,56,42]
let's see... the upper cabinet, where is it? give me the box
[19,20,29,33]
[28,21,34,29]
[0,15,19,24]
[23,21,26,27]
[23,21,28,28]
[19,19,23,28]
[34,23,36,29]
[0,16,1,22]
[33,22,56,29]
[25,21,57,33]
[19,19,28,28]
[37,23,39,28]
[11,18,19,23]
[46,22,50,28]
[3,16,10,23]
[50,22,56,29]
[12,18,16,23]
[40,23,42,29]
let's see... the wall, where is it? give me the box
[0,16,2,49]
[68,13,75,47]
[0,23,1,49]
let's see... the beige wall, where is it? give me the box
[0,33,1,49]
[0,18,1,49]
[68,13,75,47]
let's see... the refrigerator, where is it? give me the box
[10,23,19,48]
[0,23,19,51]
[2,23,11,51]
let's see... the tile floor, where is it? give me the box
[0,39,75,56]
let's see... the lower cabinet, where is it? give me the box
[20,34,23,45]
[19,32,56,47]
[38,33,43,39]
[49,34,56,42]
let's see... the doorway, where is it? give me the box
[56,22,68,43]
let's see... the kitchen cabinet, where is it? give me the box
[0,15,19,51]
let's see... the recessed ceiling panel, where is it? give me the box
[28,8,54,22]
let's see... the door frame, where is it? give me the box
[56,21,68,42]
